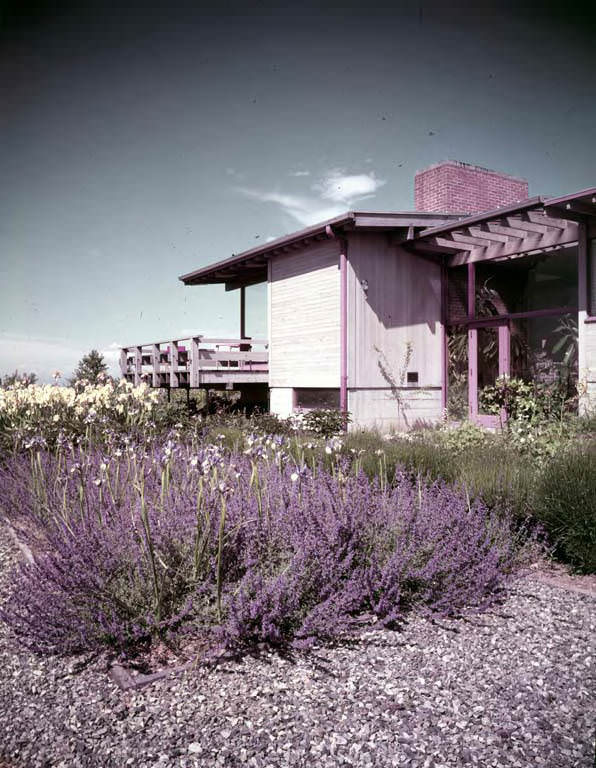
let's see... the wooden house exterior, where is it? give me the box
[121,162,596,429]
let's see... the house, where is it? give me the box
[121,161,596,429]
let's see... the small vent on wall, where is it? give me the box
[406,371,419,385]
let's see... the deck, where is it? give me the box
[120,336,269,389]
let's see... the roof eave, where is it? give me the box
[178,212,356,285]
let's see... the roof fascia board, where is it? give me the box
[544,187,596,207]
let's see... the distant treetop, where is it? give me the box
[70,350,110,386]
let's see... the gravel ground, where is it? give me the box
[0,526,594,768]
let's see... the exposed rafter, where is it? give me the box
[401,191,591,267]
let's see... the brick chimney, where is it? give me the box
[415,160,529,214]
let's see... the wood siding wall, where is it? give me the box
[346,233,443,429]
[269,240,341,388]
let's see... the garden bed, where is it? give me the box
[0,526,594,768]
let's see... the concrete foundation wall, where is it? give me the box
[269,387,294,419]
[348,388,443,432]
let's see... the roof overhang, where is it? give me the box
[402,188,596,267]
[179,210,462,287]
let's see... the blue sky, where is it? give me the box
[1,0,595,380]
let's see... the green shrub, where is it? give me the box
[301,409,349,437]
[532,444,596,573]
[249,411,298,437]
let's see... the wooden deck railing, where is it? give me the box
[120,337,269,388]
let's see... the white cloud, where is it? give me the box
[289,170,310,177]
[235,187,345,227]
[313,169,386,203]
[235,169,386,227]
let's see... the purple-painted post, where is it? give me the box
[440,262,448,412]
[467,263,475,419]
[339,240,348,421]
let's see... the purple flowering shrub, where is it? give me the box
[0,442,527,657]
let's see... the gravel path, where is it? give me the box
[0,526,594,768]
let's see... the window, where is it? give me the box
[475,246,578,317]
[294,388,340,410]
[589,240,596,317]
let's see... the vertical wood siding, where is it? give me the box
[269,240,341,388]
[345,233,443,429]
[347,233,442,389]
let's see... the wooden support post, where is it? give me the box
[152,344,160,388]
[191,337,200,387]
[468,328,478,420]
[120,348,128,380]
[170,341,179,388]
[467,262,475,320]
[134,346,142,386]
[577,222,588,414]
[440,262,448,413]
[339,242,348,421]
[240,285,246,341]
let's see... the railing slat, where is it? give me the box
[170,340,179,388]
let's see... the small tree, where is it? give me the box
[70,350,109,385]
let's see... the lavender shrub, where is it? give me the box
[0,440,527,657]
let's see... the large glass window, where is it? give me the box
[447,326,468,419]
[475,245,578,317]
[589,240,596,316]
[510,313,578,404]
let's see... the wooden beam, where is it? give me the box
[484,221,529,239]
[134,346,142,386]
[468,227,510,244]
[403,240,465,257]
[433,237,478,252]
[240,285,246,340]
[119,349,128,378]
[152,344,160,387]
[191,337,200,387]
[447,222,579,266]
[504,216,551,235]
[447,232,492,248]
[526,210,570,230]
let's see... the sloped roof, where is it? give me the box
[179,210,460,286]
